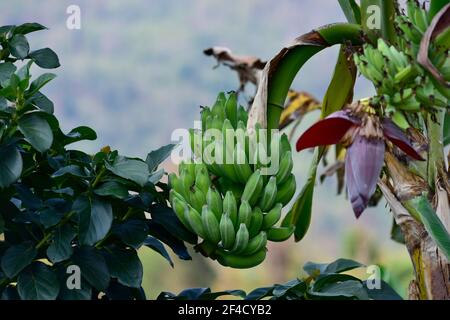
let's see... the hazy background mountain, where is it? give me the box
[1,0,412,298]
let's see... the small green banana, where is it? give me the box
[242,231,267,256]
[248,207,263,238]
[259,176,278,211]
[241,169,263,206]
[185,206,206,238]
[206,187,222,220]
[238,200,252,228]
[225,92,238,128]
[194,165,211,194]
[275,174,296,206]
[189,187,206,212]
[276,151,293,185]
[201,205,221,244]
[232,223,249,254]
[237,105,248,125]
[171,196,192,232]
[233,143,253,184]
[262,203,282,230]
[216,248,266,269]
[169,173,187,198]
[266,225,295,242]
[219,212,236,250]
[223,191,238,226]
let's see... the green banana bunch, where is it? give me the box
[353,0,449,126]
[169,92,297,268]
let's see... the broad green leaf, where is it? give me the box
[0,144,23,189]
[27,91,54,114]
[309,279,369,300]
[29,48,60,69]
[104,248,143,288]
[18,113,53,152]
[8,34,29,59]
[0,62,17,84]
[151,204,197,244]
[407,195,450,260]
[17,262,59,300]
[94,181,129,199]
[322,46,356,118]
[74,195,113,246]
[106,156,149,187]
[13,23,47,35]
[112,219,148,249]
[338,0,361,24]
[146,143,176,172]
[147,221,191,260]
[303,258,364,276]
[429,0,450,19]
[63,126,97,145]
[143,236,174,267]
[72,246,110,291]
[26,73,56,97]
[46,224,77,263]
[58,279,92,300]
[244,287,274,300]
[51,165,88,178]
[1,242,37,278]
[39,208,65,229]
[363,280,402,300]
[199,290,246,300]
[283,149,318,241]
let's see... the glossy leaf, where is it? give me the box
[104,248,143,288]
[72,246,110,291]
[1,242,37,278]
[18,113,53,152]
[0,144,23,188]
[74,195,113,246]
[143,236,174,267]
[29,48,60,69]
[17,262,59,300]
[146,143,176,172]
[106,156,149,187]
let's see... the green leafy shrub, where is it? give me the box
[0,23,194,300]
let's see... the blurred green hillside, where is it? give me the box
[1,0,412,298]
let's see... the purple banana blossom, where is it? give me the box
[296,109,424,218]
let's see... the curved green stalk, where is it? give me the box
[266,23,363,130]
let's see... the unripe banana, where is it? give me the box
[259,176,278,211]
[171,196,192,232]
[238,200,252,228]
[211,92,227,120]
[189,187,206,212]
[248,207,263,238]
[185,206,205,238]
[225,92,238,128]
[195,165,210,194]
[201,205,221,244]
[242,231,267,256]
[206,187,222,220]
[262,203,282,230]
[216,248,266,269]
[241,170,263,206]
[266,225,295,242]
[233,143,253,184]
[212,115,223,131]
[279,133,291,154]
[223,191,238,226]
[275,174,296,206]
[180,171,194,195]
[200,107,212,132]
[276,151,293,185]
[219,212,235,250]
[169,173,187,198]
[232,223,249,254]
[221,120,240,183]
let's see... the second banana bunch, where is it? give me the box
[169,92,296,268]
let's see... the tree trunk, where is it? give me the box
[379,179,450,300]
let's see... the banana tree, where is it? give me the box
[250,0,450,299]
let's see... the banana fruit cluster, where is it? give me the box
[354,0,449,128]
[169,92,296,268]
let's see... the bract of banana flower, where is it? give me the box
[296,105,424,217]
